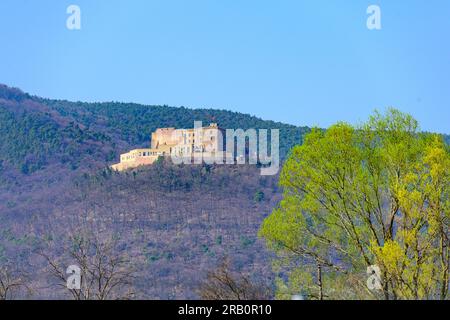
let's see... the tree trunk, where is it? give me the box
[316,261,323,300]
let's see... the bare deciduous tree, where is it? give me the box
[0,265,30,300]
[198,259,271,300]
[40,229,136,300]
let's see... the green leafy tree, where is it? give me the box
[259,109,449,300]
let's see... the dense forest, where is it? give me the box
[0,84,310,175]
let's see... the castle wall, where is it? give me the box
[151,128,176,148]
[111,123,226,172]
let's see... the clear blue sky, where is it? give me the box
[0,0,449,133]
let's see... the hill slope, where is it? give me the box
[0,84,310,176]
[0,84,305,299]
[0,83,448,299]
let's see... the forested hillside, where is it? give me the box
[1,84,448,176]
[0,159,279,299]
[0,84,301,299]
[0,84,309,175]
[0,84,448,299]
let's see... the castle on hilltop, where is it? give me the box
[111,123,227,171]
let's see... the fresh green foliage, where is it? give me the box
[260,109,450,300]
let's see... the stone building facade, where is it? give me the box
[111,123,226,171]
